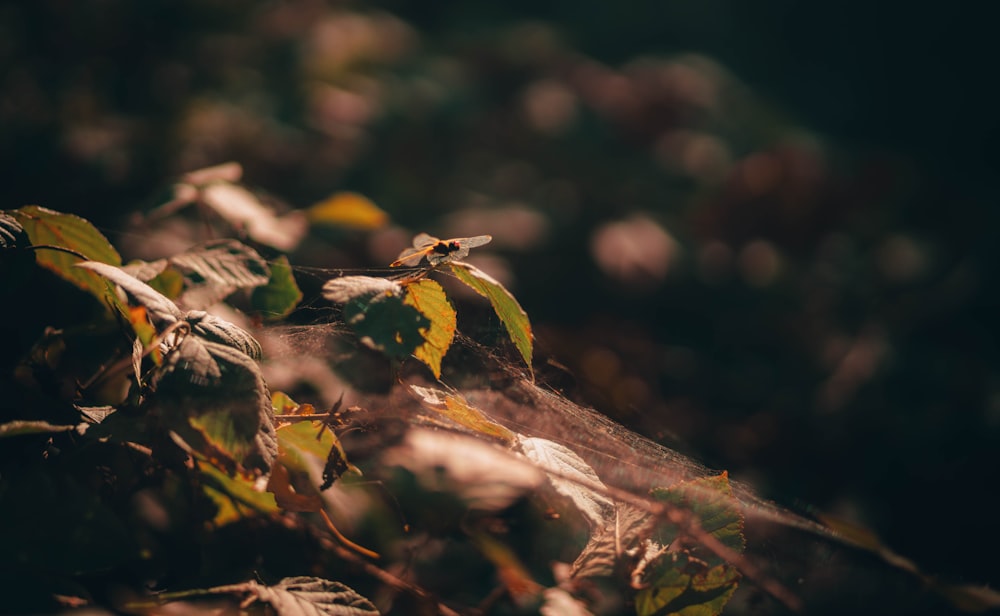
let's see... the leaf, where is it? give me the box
[186,310,263,360]
[632,474,746,616]
[252,255,303,319]
[470,531,543,607]
[199,181,308,251]
[449,262,533,370]
[343,293,429,359]
[409,385,515,443]
[148,267,186,300]
[11,205,122,300]
[137,577,379,616]
[322,276,402,304]
[77,260,182,328]
[125,305,162,367]
[199,458,280,526]
[650,473,745,561]
[1,211,26,248]
[634,557,740,616]
[182,161,244,185]
[518,436,614,529]
[571,503,654,579]
[402,279,456,377]
[0,420,85,439]
[168,239,270,309]
[121,257,169,281]
[308,192,389,230]
[540,588,593,616]
[381,428,543,512]
[272,391,302,414]
[268,420,356,511]
[153,336,277,474]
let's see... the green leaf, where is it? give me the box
[634,554,740,616]
[307,191,389,230]
[252,255,303,320]
[402,279,457,378]
[198,459,280,526]
[449,262,533,371]
[344,293,429,359]
[153,336,277,474]
[11,205,122,301]
[650,473,745,560]
[267,420,356,511]
[633,473,745,616]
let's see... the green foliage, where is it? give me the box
[252,255,304,320]
[10,206,122,308]
[636,474,745,616]
[344,291,430,359]
[2,174,996,616]
[321,249,533,377]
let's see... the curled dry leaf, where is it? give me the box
[200,182,308,252]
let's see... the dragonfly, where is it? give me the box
[390,233,492,267]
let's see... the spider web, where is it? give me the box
[256,319,979,615]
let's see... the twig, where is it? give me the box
[318,508,381,560]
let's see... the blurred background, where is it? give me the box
[2,0,999,589]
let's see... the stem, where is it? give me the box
[319,508,381,560]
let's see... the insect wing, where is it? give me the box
[456,235,492,250]
[411,233,439,249]
[391,234,441,267]
[426,235,492,265]
[391,234,492,267]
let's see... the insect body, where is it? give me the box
[390,233,492,267]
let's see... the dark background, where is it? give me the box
[3,0,999,594]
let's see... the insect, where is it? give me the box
[390,233,492,267]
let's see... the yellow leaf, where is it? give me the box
[410,385,515,444]
[307,192,388,230]
[402,279,457,378]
